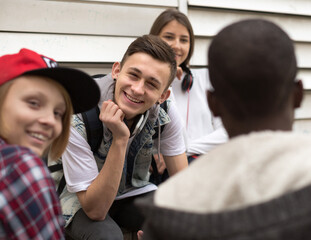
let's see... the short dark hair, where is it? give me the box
[208,19,297,120]
[149,8,194,69]
[121,34,177,89]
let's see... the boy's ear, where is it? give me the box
[293,79,304,109]
[207,90,221,117]
[158,89,171,104]
[111,62,121,79]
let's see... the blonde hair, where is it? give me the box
[0,81,14,137]
[0,76,73,160]
[45,78,73,160]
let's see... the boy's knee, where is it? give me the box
[66,209,123,240]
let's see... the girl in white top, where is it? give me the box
[150,9,228,162]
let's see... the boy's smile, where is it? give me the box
[112,52,171,121]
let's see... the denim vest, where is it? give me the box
[57,75,171,226]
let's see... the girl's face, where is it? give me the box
[159,19,190,66]
[1,75,65,156]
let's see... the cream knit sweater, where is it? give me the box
[155,131,311,213]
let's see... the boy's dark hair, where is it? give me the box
[208,19,297,120]
[149,8,194,70]
[121,34,177,89]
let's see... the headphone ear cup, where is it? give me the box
[181,72,193,91]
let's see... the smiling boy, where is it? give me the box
[57,35,188,239]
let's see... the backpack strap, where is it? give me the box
[48,163,66,196]
[81,74,105,153]
[48,163,63,172]
[57,174,66,196]
[81,106,103,153]
[47,106,103,196]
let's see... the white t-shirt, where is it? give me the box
[170,68,228,156]
[62,101,185,193]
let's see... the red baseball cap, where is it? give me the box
[0,48,100,113]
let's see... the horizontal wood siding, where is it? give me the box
[188,0,311,16]
[188,1,311,132]
[1,0,311,131]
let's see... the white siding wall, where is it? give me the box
[186,1,311,132]
[1,0,311,131]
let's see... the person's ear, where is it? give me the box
[111,62,121,79]
[293,79,304,109]
[207,90,221,117]
[157,89,171,104]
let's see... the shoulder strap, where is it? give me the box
[48,163,63,172]
[80,73,105,153]
[152,100,168,140]
[47,106,103,197]
[81,106,103,153]
[47,163,66,196]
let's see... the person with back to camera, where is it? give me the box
[57,35,188,239]
[0,48,100,239]
[149,8,228,172]
[137,19,311,240]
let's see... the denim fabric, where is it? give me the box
[95,104,170,194]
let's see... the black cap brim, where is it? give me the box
[24,67,100,113]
